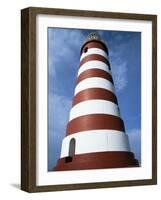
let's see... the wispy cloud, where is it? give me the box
[48,28,85,78]
[48,93,72,170]
[109,42,128,92]
[111,58,127,92]
[49,93,71,130]
[127,129,141,165]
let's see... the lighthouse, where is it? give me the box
[54,32,139,171]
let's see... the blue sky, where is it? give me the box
[48,28,141,171]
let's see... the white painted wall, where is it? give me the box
[0,0,160,199]
[69,99,120,120]
[74,77,115,95]
[80,48,108,61]
[60,130,130,157]
[78,60,111,76]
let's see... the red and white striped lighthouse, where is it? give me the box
[54,32,139,171]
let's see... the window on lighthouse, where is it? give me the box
[69,138,76,157]
[84,47,88,53]
[65,138,76,163]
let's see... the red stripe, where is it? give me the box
[72,88,117,106]
[66,114,125,135]
[77,68,113,84]
[54,151,139,171]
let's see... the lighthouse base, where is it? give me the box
[54,151,139,171]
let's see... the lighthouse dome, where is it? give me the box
[84,32,107,45]
[86,32,102,41]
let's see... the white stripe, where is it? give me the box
[74,77,115,95]
[78,60,111,76]
[80,48,108,61]
[60,130,131,157]
[69,100,120,121]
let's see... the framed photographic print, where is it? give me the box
[21,7,157,192]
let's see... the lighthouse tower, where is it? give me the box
[54,32,139,171]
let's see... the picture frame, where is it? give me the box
[21,7,157,192]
